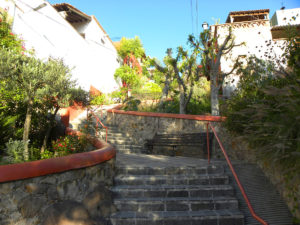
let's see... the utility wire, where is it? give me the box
[190,0,194,34]
[196,0,198,35]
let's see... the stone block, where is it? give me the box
[42,200,100,225]
[83,184,115,218]
[25,183,49,194]
[0,182,14,194]
[18,195,46,218]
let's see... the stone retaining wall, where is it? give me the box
[106,110,224,158]
[0,158,115,225]
[0,128,116,225]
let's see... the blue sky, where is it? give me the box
[49,0,299,61]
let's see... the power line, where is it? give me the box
[196,0,198,35]
[190,0,194,34]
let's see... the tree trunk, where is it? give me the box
[23,99,33,161]
[158,73,171,110]
[179,90,187,114]
[41,106,60,154]
[210,72,220,116]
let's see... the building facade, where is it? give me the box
[211,8,300,97]
[0,0,120,93]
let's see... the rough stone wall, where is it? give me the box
[0,158,115,225]
[106,112,224,158]
[106,113,207,144]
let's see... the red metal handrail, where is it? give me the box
[207,122,269,225]
[89,110,108,142]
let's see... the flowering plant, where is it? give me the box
[0,9,24,53]
[51,134,88,157]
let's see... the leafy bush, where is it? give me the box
[4,139,27,163]
[90,94,106,106]
[40,149,54,159]
[221,37,300,220]
[122,97,141,111]
[52,134,88,157]
[0,9,23,52]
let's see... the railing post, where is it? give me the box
[106,127,108,142]
[206,122,210,164]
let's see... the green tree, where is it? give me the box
[114,65,140,94]
[39,59,76,153]
[117,36,145,62]
[162,47,201,114]
[150,51,175,111]
[189,27,243,115]
[0,49,76,160]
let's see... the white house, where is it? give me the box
[0,0,120,93]
[210,8,300,97]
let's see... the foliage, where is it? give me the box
[0,48,76,159]
[114,65,140,88]
[0,9,23,52]
[117,36,145,60]
[69,87,89,106]
[122,97,141,111]
[189,27,243,115]
[110,89,124,102]
[151,46,201,114]
[40,149,54,159]
[221,36,300,220]
[141,82,162,94]
[3,139,27,163]
[90,94,106,106]
[51,134,88,157]
[187,78,211,114]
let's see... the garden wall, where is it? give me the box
[0,130,116,225]
[106,108,224,158]
[217,126,300,220]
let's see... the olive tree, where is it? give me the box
[0,49,76,160]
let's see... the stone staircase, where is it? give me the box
[68,107,294,225]
[100,125,145,154]
[110,163,244,225]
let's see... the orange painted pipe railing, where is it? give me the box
[0,127,116,183]
[207,122,269,225]
[89,110,108,142]
[106,106,268,224]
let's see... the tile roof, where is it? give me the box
[52,3,116,49]
[53,3,91,22]
[226,9,269,23]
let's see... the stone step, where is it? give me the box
[115,174,229,186]
[116,165,224,176]
[112,185,234,198]
[108,139,133,145]
[114,196,239,212]
[110,209,244,225]
[105,132,130,137]
[116,149,143,154]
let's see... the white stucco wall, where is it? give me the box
[0,0,120,93]
[271,8,300,26]
[211,20,286,97]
